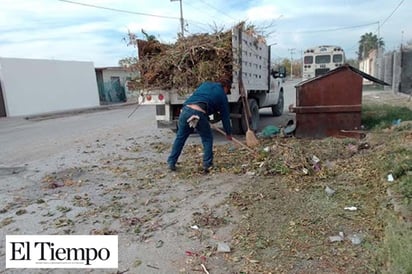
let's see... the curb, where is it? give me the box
[24,101,138,121]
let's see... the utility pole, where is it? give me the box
[288,48,296,79]
[170,0,184,37]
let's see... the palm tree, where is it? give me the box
[357,32,385,60]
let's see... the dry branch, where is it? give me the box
[132,30,233,95]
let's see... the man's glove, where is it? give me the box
[187,115,200,128]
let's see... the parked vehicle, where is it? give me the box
[137,24,285,134]
[302,45,345,80]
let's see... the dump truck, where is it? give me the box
[135,24,285,134]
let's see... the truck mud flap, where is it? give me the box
[156,105,165,115]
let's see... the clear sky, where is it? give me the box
[0,0,410,67]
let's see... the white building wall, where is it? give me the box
[0,58,100,117]
[101,69,131,85]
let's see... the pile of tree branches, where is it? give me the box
[131,29,234,94]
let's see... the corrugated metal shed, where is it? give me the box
[292,64,389,138]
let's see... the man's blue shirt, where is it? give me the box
[184,82,232,135]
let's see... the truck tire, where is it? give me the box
[271,91,284,117]
[241,98,259,133]
[231,102,243,134]
[248,98,259,131]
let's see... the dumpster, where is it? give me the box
[292,64,389,138]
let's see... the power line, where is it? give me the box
[283,21,379,34]
[58,0,180,20]
[196,0,237,21]
[348,1,404,58]
[58,0,208,33]
[380,0,404,28]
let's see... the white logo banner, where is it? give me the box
[6,235,118,269]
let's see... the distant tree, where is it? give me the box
[280,58,291,73]
[291,60,302,78]
[357,32,385,60]
[277,58,291,77]
[272,58,302,78]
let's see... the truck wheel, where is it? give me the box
[248,99,259,131]
[241,99,259,132]
[271,91,284,117]
[231,102,243,134]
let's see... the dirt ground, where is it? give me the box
[0,89,411,274]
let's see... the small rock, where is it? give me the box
[325,186,336,196]
[217,242,231,253]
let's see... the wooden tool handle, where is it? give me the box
[211,124,255,153]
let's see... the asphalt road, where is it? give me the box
[259,78,298,129]
[0,78,300,167]
[0,105,164,167]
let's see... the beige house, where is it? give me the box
[359,49,378,85]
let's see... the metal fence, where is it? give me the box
[377,47,412,95]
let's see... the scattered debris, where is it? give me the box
[185,250,207,262]
[392,118,402,126]
[116,268,130,274]
[147,264,160,270]
[283,120,296,136]
[348,233,363,245]
[324,186,336,196]
[192,209,226,228]
[329,232,345,242]
[217,242,231,253]
[15,209,27,216]
[155,240,164,248]
[358,142,370,150]
[201,263,210,274]
[344,206,358,211]
[259,125,280,138]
